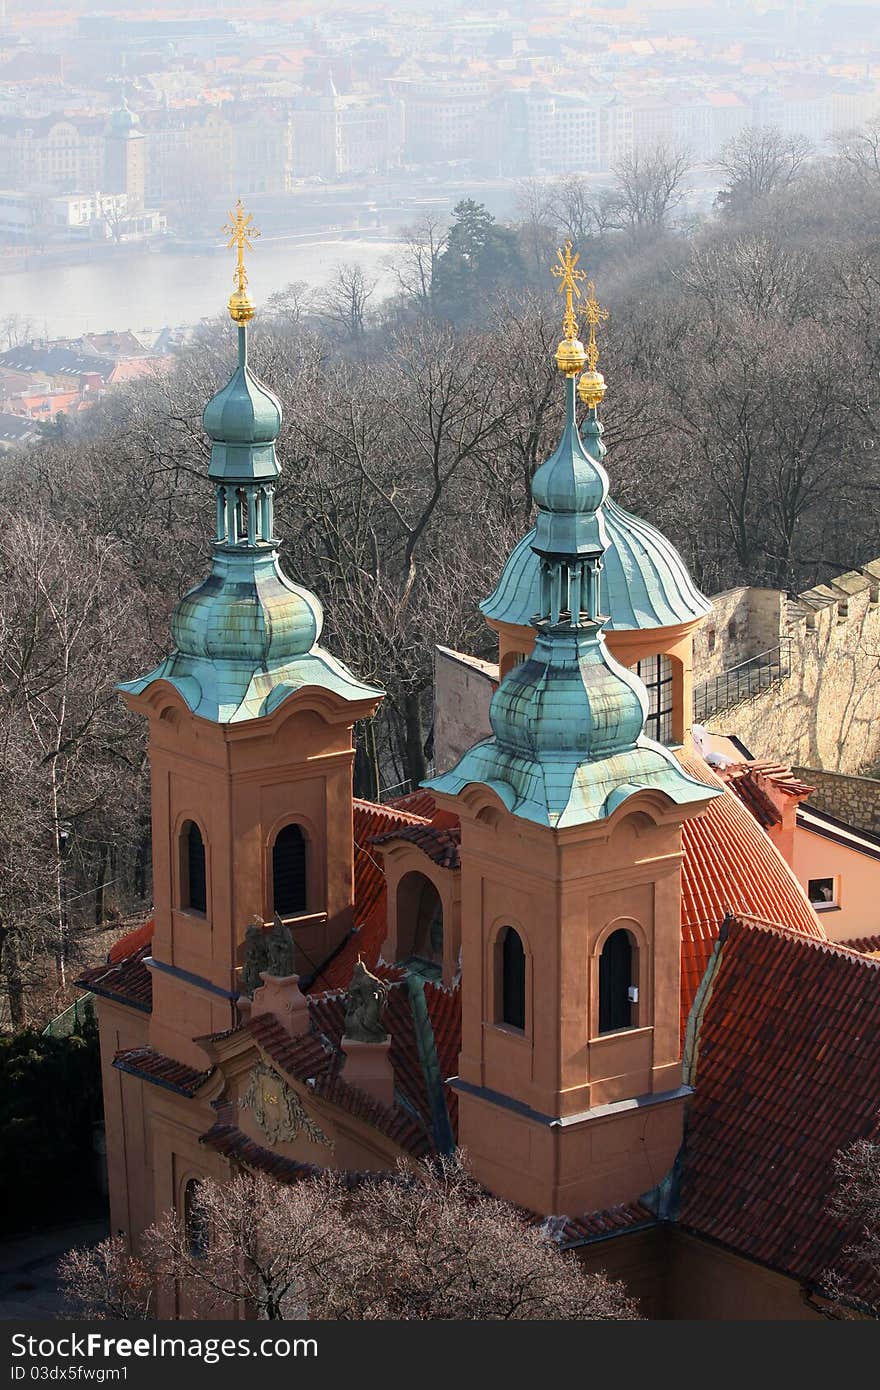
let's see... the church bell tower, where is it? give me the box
[119,204,382,1067]
[426,248,720,1216]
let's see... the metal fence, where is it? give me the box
[693,638,793,724]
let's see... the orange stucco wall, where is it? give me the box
[791,822,880,943]
[441,785,712,1215]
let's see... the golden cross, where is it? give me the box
[583,280,608,371]
[551,241,586,342]
[223,198,260,298]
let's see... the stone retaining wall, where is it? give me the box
[792,767,880,835]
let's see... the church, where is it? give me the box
[80,217,880,1321]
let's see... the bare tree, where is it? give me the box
[145,1171,345,1319]
[716,126,812,217]
[388,213,448,312]
[821,1138,880,1318]
[609,143,694,231]
[323,1154,639,1320]
[58,1235,153,1320]
[833,114,880,184]
[61,1158,637,1321]
[318,262,377,340]
[550,174,617,244]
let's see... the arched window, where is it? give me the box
[397,873,444,966]
[183,820,206,914]
[630,654,674,744]
[273,823,306,917]
[183,1179,209,1261]
[599,929,633,1034]
[500,926,526,1031]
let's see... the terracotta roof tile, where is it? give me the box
[245,1004,433,1158]
[108,918,154,963]
[423,979,462,1140]
[78,945,153,1013]
[560,1200,658,1244]
[678,753,825,1040]
[113,1046,210,1096]
[200,1121,380,1187]
[679,917,880,1300]
[372,822,461,869]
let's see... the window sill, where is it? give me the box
[811,902,840,913]
[490,1022,530,1044]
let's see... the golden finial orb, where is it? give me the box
[551,241,588,377]
[223,198,260,324]
[577,281,609,409]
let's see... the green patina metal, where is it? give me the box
[120,322,382,723]
[426,373,718,828]
[481,402,710,632]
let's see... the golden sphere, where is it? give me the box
[228,288,255,324]
[555,337,588,377]
[578,368,607,409]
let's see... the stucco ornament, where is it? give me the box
[344,957,389,1043]
[241,916,269,996]
[240,1063,333,1149]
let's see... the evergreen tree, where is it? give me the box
[434,199,525,320]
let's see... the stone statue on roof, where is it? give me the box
[344,956,389,1044]
[267,912,295,979]
[241,915,269,996]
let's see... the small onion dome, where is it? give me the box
[555,336,588,377]
[171,550,323,665]
[490,622,646,761]
[578,368,606,410]
[203,329,282,483]
[530,378,609,558]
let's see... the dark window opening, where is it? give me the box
[599,929,633,1034]
[808,877,837,908]
[631,654,674,744]
[501,926,526,1031]
[185,821,206,914]
[184,1179,209,1260]
[273,823,307,917]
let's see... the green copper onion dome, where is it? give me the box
[428,621,712,827]
[120,211,382,724]
[203,327,282,483]
[482,497,711,632]
[425,252,717,826]
[483,406,710,632]
[531,378,609,560]
[491,621,646,760]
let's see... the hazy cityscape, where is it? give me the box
[0,0,877,338]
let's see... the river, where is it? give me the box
[2,237,404,339]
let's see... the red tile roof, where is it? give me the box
[78,945,153,1013]
[423,979,462,1139]
[678,754,825,1040]
[200,1120,382,1187]
[113,1046,210,1096]
[561,1200,658,1245]
[373,822,461,868]
[108,917,154,963]
[719,761,814,829]
[679,916,880,1300]
[313,799,433,993]
[839,934,880,955]
[244,1005,433,1158]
